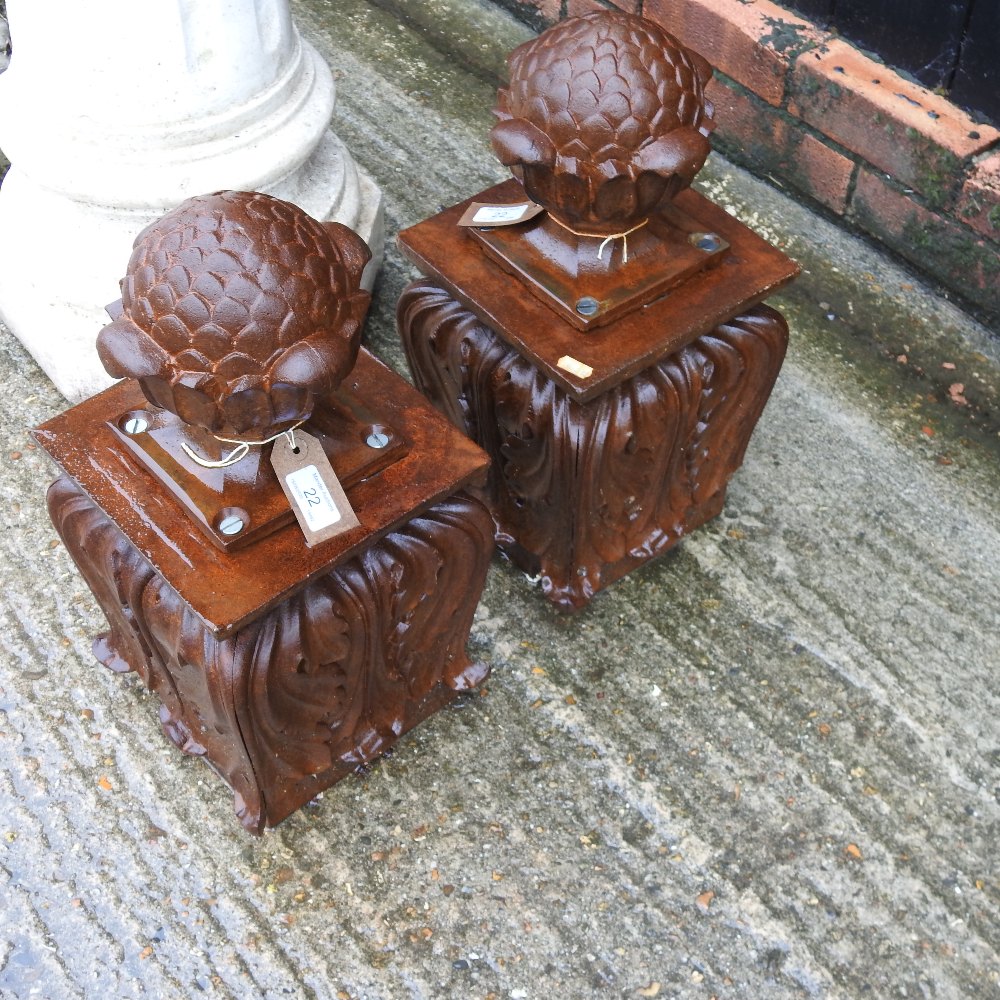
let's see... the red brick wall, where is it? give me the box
[492,0,1000,319]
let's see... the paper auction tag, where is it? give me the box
[270,430,360,547]
[458,201,544,227]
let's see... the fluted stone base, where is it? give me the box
[0,0,383,402]
[0,141,383,403]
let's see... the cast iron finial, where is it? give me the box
[97,191,371,439]
[491,11,715,235]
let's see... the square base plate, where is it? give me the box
[34,349,490,637]
[470,202,729,331]
[110,384,409,552]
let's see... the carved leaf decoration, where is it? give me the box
[97,317,170,380]
[48,473,493,833]
[491,118,558,168]
[46,477,265,828]
[241,589,360,780]
[399,280,788,608]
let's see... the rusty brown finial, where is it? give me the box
[490,10,715,235]
[97,190,371,440]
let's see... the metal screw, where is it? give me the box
[691,232,722,253]
[366,430,390,449]
[218,514,244,536]
[575,296,599,317]
[123,416,148,435]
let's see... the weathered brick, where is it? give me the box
[707,77,855,214]
[792,131,856,215]
[850,170,1000,316]
[790,40,1000,210]
[957,151,1000,243]
[644,0,822,107]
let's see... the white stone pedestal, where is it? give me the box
[0,0,383,402]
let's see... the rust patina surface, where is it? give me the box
[34,192,494,832]
[398,10,799,610]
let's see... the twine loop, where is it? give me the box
[181,419,306,469]
[549,215,649,264]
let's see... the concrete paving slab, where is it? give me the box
[0,1,997,998]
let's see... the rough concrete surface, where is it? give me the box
[0,1,998,998]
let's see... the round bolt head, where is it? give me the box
[366,430,390,449]
[575,296,599,317]
[218,515,245,536]
[691,232,722,253]
[123,416,149,435]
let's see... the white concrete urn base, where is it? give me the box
[0,1,383,403]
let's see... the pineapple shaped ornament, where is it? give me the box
[98,190,371,442]
[397,10,799,608]
[466,10,728,330]
[91,190,394,551]
[491,10,715,235]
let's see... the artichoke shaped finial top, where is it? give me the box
[97,191,371,438]
[491,11,715,234]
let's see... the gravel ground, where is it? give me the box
[0,1,997,998]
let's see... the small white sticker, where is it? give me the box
[557,355,594,379]
[473,203,529,224]
[284,464,342,531]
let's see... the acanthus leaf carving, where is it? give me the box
[48,475,494,833]
[398,279,788,610]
